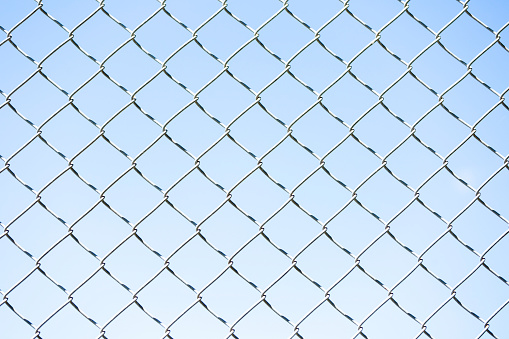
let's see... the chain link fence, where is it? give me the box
[1,0,508,338]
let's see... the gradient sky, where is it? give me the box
[1,0,508,338]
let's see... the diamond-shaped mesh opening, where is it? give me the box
[348,0,403,32]
[258,10,314,62]
[381,12,435,63]
[200,269,260,324]
[7,269,67,325]
[228,103,287,156]
[232,302,294,339]
[392,265,450,321]
[9,9,68,61]
[351,43,407,93]
[104,169,162,223]
[197,72,254,123]
[165,104,224,156]
[422,232,480,287]
[440,13,496,62]
[167,169,225,222]
[103,0,160,30]
[71,203,132,258]
[103,104,161,157]
[71,72,129,126]
[38,0,97,30]
[291,41,347,91]
[40,105,98,157]
[329,267,388,322]
[39,236,98,291]
[386,137,442,189]
[382,72,437,125]
[135,10,190,61]
[324,135,380,189]
[168,235,226,291]
[418,169,475,221]
[6,203,67,258]
[456,266,509,321]
[295,234,354,288]
[468,0,509,31]
[103,41,161,92]
[135,136,194,189]
[447,137,502,188]
[71,269,133,326]
[229,42,284,90]
[262,137,317,189]
[264,268,324,322]
[484,231,509,280]
[166,0,222,31]
[288,0,342,29]
[103,236,162,291]
[291,104,350,156]
[475,104,509,156]
[415,105,471,157]
[426,299,485,338]
[353,104,409,156]
[0,236,35,291]
[2,1,508,338]
[165,42,223,93]
[232,235,290,290]
[231,169,288,222]
[135,201,195,257]
[42,42,98,92]
[263,203,322,257]
[0,0,36,31]
[319,10,374,62]
[409,0,464,33]
[388,201,446,254]
[0,105,34,157]
[297,301,359,339]
[136,268,196,325]
[356,169,414,222]
[9,73,69,127]
[443,75,499,126]
[226,0,282,29]
[199,137,256,189]
[198,11,253,62]
[362,300,422,338]
[0,302,40,338]
[293,168,352,222]
[0,43,37,94]
[475,42,509,93]
[41,170,98,223]
[326,201,383,255]
[359,234,416,288]
[260,72,317,124]
[199,203,257,256]
[452,200,508,253]
[39,303,98,339]
[412,43,467,94]
[166,302,230,339]
[135,72,192,123]
[480,168,509,218]
[0,170,35,224]
[72,10,129,62]
[71,137,131,191]
[101,303,165,339]
[487,301,509,338]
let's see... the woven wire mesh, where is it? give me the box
[1,0,508,338]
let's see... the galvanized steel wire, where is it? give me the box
[1,0,508,338]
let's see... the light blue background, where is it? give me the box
[1,0,508,338]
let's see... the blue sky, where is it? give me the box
[1,0,509,338]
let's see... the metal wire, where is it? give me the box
[1,0,508,338]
